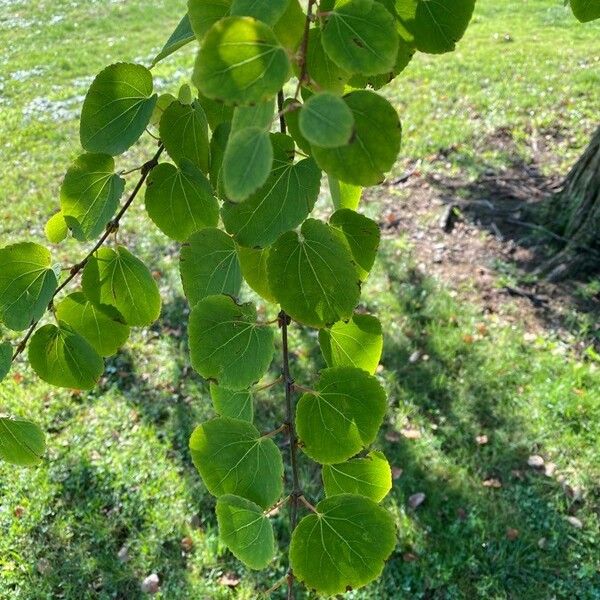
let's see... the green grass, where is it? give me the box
[1,1,599,598]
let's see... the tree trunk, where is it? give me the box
[538,126,600,282]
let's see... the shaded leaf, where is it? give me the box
[188,0,232,40]
[230,0,290,26]
[188,295,274,390]
[296,367,387,464]
[216,494,275,569]
[0,243,58,331]
[236,245,276,303]
[299,92,354,148]
[289,494,396,595]
[180,228,242,305]
[29,324,104,390]
[189,417,283,507]
[152,14,195,66]
[0,341,11,382]
[80,63,157,156]
[0,418,45,466]
[210,383,253,422]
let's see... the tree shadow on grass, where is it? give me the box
[364,251,599,599]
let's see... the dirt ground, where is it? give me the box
[369,131,600,348]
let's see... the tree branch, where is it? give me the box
[11,143,165,362]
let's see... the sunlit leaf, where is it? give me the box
[29,323,104,390]
[150,93,177,127]
[82,247,161,327]
[45,212,69,244]
[216,494,275,569]
[0,243,58,332]
[0,418,46,466]
[328,176,362,210]
[330,208,380,278]
[290,494,396,595]
[210,383,253,422]
[267,219,360,328]
[152,14,195,66]
[193,17,290,106]
[145,161,218,241]
[222,137,321,248]
[180,228,242,305]
[319,313,383,374]
[188,295,274,390]
[55,292,130,357]
[160,100,210,174]
[189,417,283,507]
[322,0,398,75]
[273,0,305,50]
[299,92,354,148]
[80,63,157,156]
[222,127,273,202]
[60,153,125,241]
[296,366,387,463]
[231,0,290,26]
[322,451,392,502]
[236,245,276,303]
[312,90,401,186]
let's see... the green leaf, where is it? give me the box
[197,92,235,131]
[193,16,291,106]
[178,84,194,105]
[55,292,130,357]
[231,98,275,132]
[208,122,231,189]
[222,136,322,248]
[82,247,161,327]
[296,366,387,463]
[0,243,58,332]
[0,341,11,382]
[188,0,232,40]
[189,417,283,507]
[145,161,219,241]
[45,212,69,244]
[299,92,354,148]
[304,29,350,93]
[322,0,398,75]
[236,246,276,303]
[188,295,274,390]
[330,208,380,278]
[160,101,210,174]
[312,90,401,186]
[29,324,104,390]
[319,313,383,374]
[180,228,242,305]
[60,153,125,241]
[222,127,273,202]
[0,418,45,466]
[216,494,275,569]
[289,494,396,595]
[80,63,157,156]
[150,93,177,127]
[283,99,312,155]
[329,176,362,210]
[210,383,253,422]
[267,219,360,328]
[152,14,195,66]
[393,0,475,54]
[231,0,290,26]
[273,0,305,50]
[322,451,392,502]
[570,0,600,22]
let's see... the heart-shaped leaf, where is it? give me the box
[0,418,46,467]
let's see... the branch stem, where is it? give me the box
[11,143,165,362]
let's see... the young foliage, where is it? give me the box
[1,0,496,593]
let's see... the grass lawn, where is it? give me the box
[1,1,599,598]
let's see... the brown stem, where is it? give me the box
[11,143,165,362]
[279,310,301,600]
[277,90,287,134]
[294,0,317,99]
